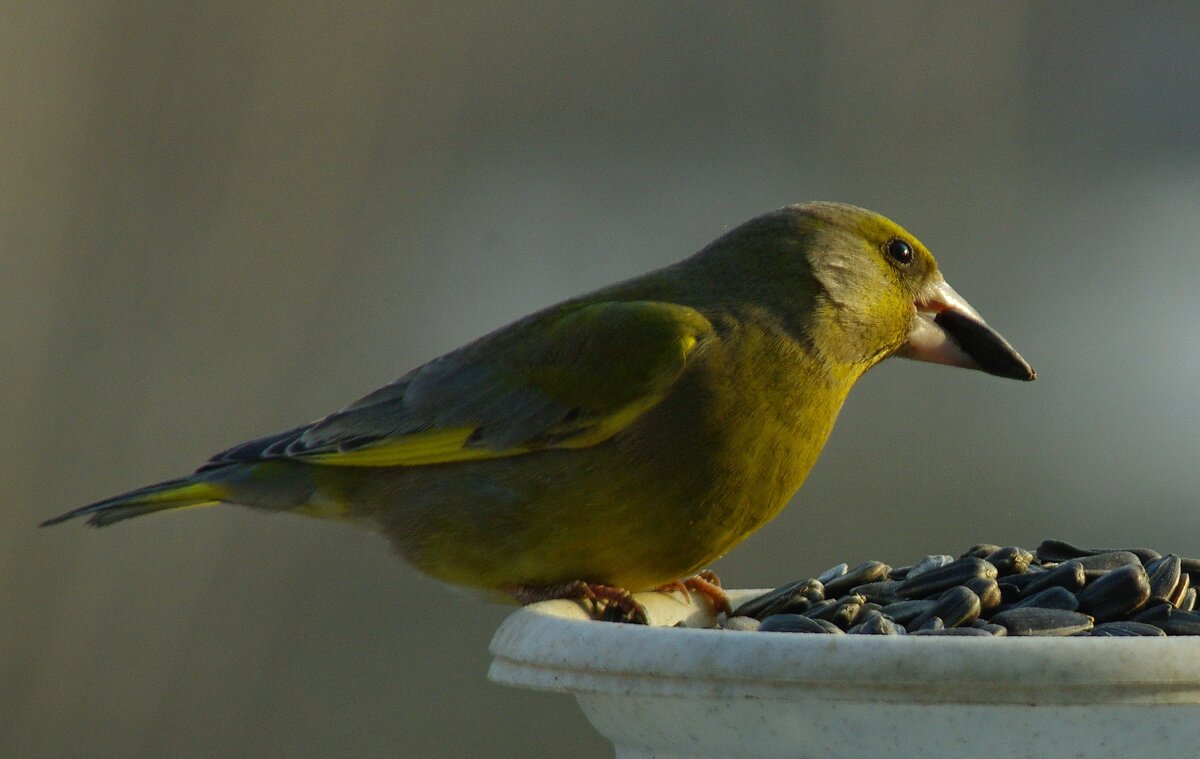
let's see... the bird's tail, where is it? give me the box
[41,477,227,528]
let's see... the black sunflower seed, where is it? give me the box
[962,577,1002,610]
[1088,621,1167,637]
[1075,551,1143,579]
[898,557,997,599]
[817,563,849,584]
[722,539,1198,640]
[1012,586,1080,612]
[759,613,831,633]
[731,579,825,619]
[910,627,994,637]
[984,546,1034,576]
[1076,564,1150,622]
[961,543,1002,560]
[1145,555,1182,604]
[991,608,1094,637]
[823,561,891,597]
[847,610,904,635]
[1021,560,1086,596]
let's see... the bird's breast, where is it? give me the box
[615,324,855,562]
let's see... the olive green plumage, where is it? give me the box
[44,202,1034,598]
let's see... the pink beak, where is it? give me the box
[899,277,1035,381]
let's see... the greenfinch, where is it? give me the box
[44,202,1034,618]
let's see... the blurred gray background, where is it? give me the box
[4,2,1200,757]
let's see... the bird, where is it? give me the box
[43,202,1034,622]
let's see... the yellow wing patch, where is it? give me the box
[302,316,705,468]
[540,393,669,451]
[142,481,228,505]
[305,427,521,467]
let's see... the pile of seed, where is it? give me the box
[724,539,1200,637]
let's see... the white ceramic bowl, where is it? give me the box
[489,589,1200,758]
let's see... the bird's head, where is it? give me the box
[781,202,1035,381]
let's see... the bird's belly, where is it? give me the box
[335,441,786,593]
[320,356,838,594]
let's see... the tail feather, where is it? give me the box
[41,478,227,528]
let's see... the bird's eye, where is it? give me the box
[885,238,913,265]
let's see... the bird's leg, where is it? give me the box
[655,569,732,616]
[511,581,649,625]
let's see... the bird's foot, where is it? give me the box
[511,581,649,625]
[655,569,732,616]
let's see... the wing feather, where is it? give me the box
[200,301,712,470]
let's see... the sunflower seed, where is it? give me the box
[1137,606,1200,635]
[910,627,994,636]
[759,614,831,633]
[1180,587,1197,612]
[817,563,848,585]
[992,608,1094,636]
[851,580,905,603]
[907,554,957,579]
[1022,560,1087,596]
[847,610,904,635]
[1132,603,1171,626]
[1124,547,1163,563]
[813,619,845,634]
[1036,540,1160,564]
[731,579,825,619]
[1088,621,1167,637]
[1145,555,1182,604]
[880,599,936,625]
[823,561,891,597]
[1180,557,1200,584]
[997,583,1023,604]
[1035,539,1091,563]
[1170,572,1191,609]
[726,539,1200,640]
[984,546,1034,576]
[898,557,998,599]
[968,620,1009,636]
[1161,612,1200,635]
[831,596,866,629]
[1076,564,1150,622]
[1076,550,1143,579]
[1012,586,1080,612]
[961,543,1002,559]
[914,586,982,629]
[997,567,1051,592]
[800,599,839,620]
[958,577,1000,610]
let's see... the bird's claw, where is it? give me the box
[512,581,649,624]
[655,569,732,616]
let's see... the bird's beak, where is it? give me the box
[899,277,1036,381]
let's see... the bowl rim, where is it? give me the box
[488,588,1200,705]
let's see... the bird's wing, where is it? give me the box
[202,301,712,469]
